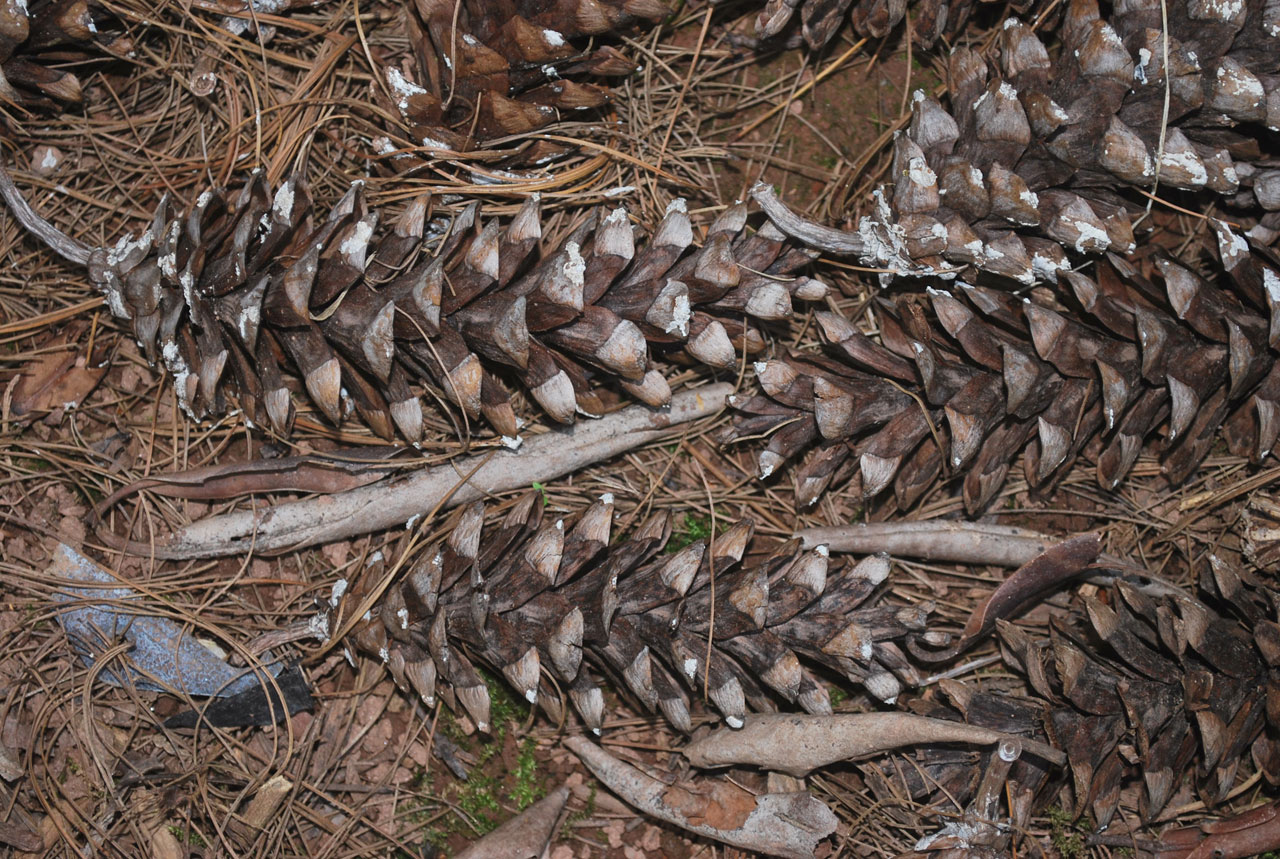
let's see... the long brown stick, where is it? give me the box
[796,521,1056,566]
[123,383,732,558]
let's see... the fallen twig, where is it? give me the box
[796,521,1057,566]
[107,383,731,558]
[681,713,1066,777]
[565,735,837,859]
[750,182,865,255]
[454,785,570,859]
[1088,799,1280,858]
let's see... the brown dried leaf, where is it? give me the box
[9,326,107,417]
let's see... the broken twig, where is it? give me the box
[750,182,865,255]
[682,713,1065,777]
[796,521,1057,566]
[110,383,730,558]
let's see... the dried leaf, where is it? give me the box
[917,533,1101,660]
[8,325,107,416]
[454,785,570,859]
[565,736,837,859]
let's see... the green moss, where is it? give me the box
[666,511,713,552]
[561,781,597,841]
[166,825,207,848]
[1046,805,1087,858]
[827,685,849,707]
[509,736,545,810]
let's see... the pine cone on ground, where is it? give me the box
[995,555,1280,826]
[752,0,1044,50]
[372,0,665,158]
[723,245,1280,512]
[0,0,130,107]
[759,0,1280,287]
[730,0,1280,511]
[859,555,1278,855]
[330,491,938,733]
[3,167,825,442]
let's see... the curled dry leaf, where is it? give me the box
[8,323,108,417]
[913,533,1101,661]
[90,446,408,517]
[453,785,570,859]
[1150,801,1280,859]
[682,712,1065,778]
[564,735,838,859]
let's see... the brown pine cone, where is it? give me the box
[724,252,1280,512]
[752,0,1047,49]
[994,555,1280,826]
[371,0,666,157]
[728,0,1280,510]
[759,0,1280,286]
[329,491,938,733]
[0,0,131,107]
[2,165,826,442]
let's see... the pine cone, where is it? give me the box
[759,0,1280,286]
[52,172,824,442]
[329,491,938,733]
[372,0,665,157]
[752,0,1045,49]
[0,0,129,107]
[723,247,1280,512]
[729,0,1280,510]
[994,556,1280,826]
[859,557,1277,855]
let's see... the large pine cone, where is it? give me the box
[729,0,1280,510]
[86,174,825,442]
[859,554,1277,856]
[330,491,937,733]
[372,0,665,157]
[0,0,130,107]
[723,249,1280,513]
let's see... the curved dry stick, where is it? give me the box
[797,521,1057,567]
[0,160,92,265]
[454,785,570,859]
[119,383,732,559]
[682,712,1066,778]
[565,736,838,859]
[749,182,866,255]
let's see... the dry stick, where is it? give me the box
[138,383,733,559]
[0,161,92,265]
[750,181,865,255]
[564,735,838,859]
[453,785,570,859]
[795,521,1057,567]
[682,713,1067,778]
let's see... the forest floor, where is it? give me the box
[0,0,1265,857]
